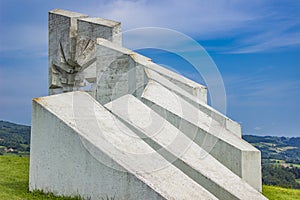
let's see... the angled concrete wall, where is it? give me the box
[30,92,219,200]
[140,80,262,191]
[95,39,241,137]
[105,95,265,199]
[30,9,266,200]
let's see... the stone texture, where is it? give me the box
[95,38,241,137]
[48,9,121,95]
[30,92,218,200]
[140,80,262,191]
[30,9,267,200]
[105,94,265,199]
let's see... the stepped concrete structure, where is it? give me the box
[29,9,267,200]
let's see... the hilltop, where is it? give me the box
[243,135,300,165]
[243,135,300,189]
[0,120,30,155]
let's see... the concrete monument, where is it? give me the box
[29,9,267,200]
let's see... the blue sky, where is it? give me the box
[0,0,299,137]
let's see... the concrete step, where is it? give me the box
[140,80,262,191]
[144,67,241,137]
[105,94,266,200]
[30,91,218,200]
[95,38,241,137]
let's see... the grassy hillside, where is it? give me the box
[0,121,30,155]
[1,155,299,200]
[1,121,299,198]
[263,185,300,200]
[243,135,300,189]
[243,135,300,164]
[0,155,81,200]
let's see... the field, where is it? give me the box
[1,155,299,200]
[292,163,300,168]
[0,155,81,200]
[263,185,300,200]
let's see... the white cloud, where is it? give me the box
[87,0,300,53]
[1,0,299,54]
[93,0,256,37]
[254,127,262,131]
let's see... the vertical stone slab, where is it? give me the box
[95,44,136,105]
[49,10,122,95]
[95,39,148,105]
[49,9,88,94]
[74,17,122,97]
[242,151,263,192]
[77,18,121,45]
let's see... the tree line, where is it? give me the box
[262,164,300,189]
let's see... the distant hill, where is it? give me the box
[243,135,300,189]
[0,120,30,154]
[243,135,300,164]
[1,120,299,161]
[243,135,300,148]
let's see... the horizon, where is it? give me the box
[0,119,299,138]
[0,1,299,137]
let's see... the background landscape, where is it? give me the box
[0,1,299,199]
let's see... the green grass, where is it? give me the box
[269,159,285,163]
[1,155,299,200]
[263,185,300,200]
[0,155,82,200]
[292,163,300,168]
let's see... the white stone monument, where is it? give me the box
[29,9,268,200]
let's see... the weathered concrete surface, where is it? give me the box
[32,9,266,200]
[78,18,121,46]
[95,38,241,137]
[143,67,241,137]
[105,94,267,200]
[49,9,87,93]
[49,9,121,95]
[141,80,262,191]
[30,91,218,200]
[96,38,208,103]
[95,37,261,191]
